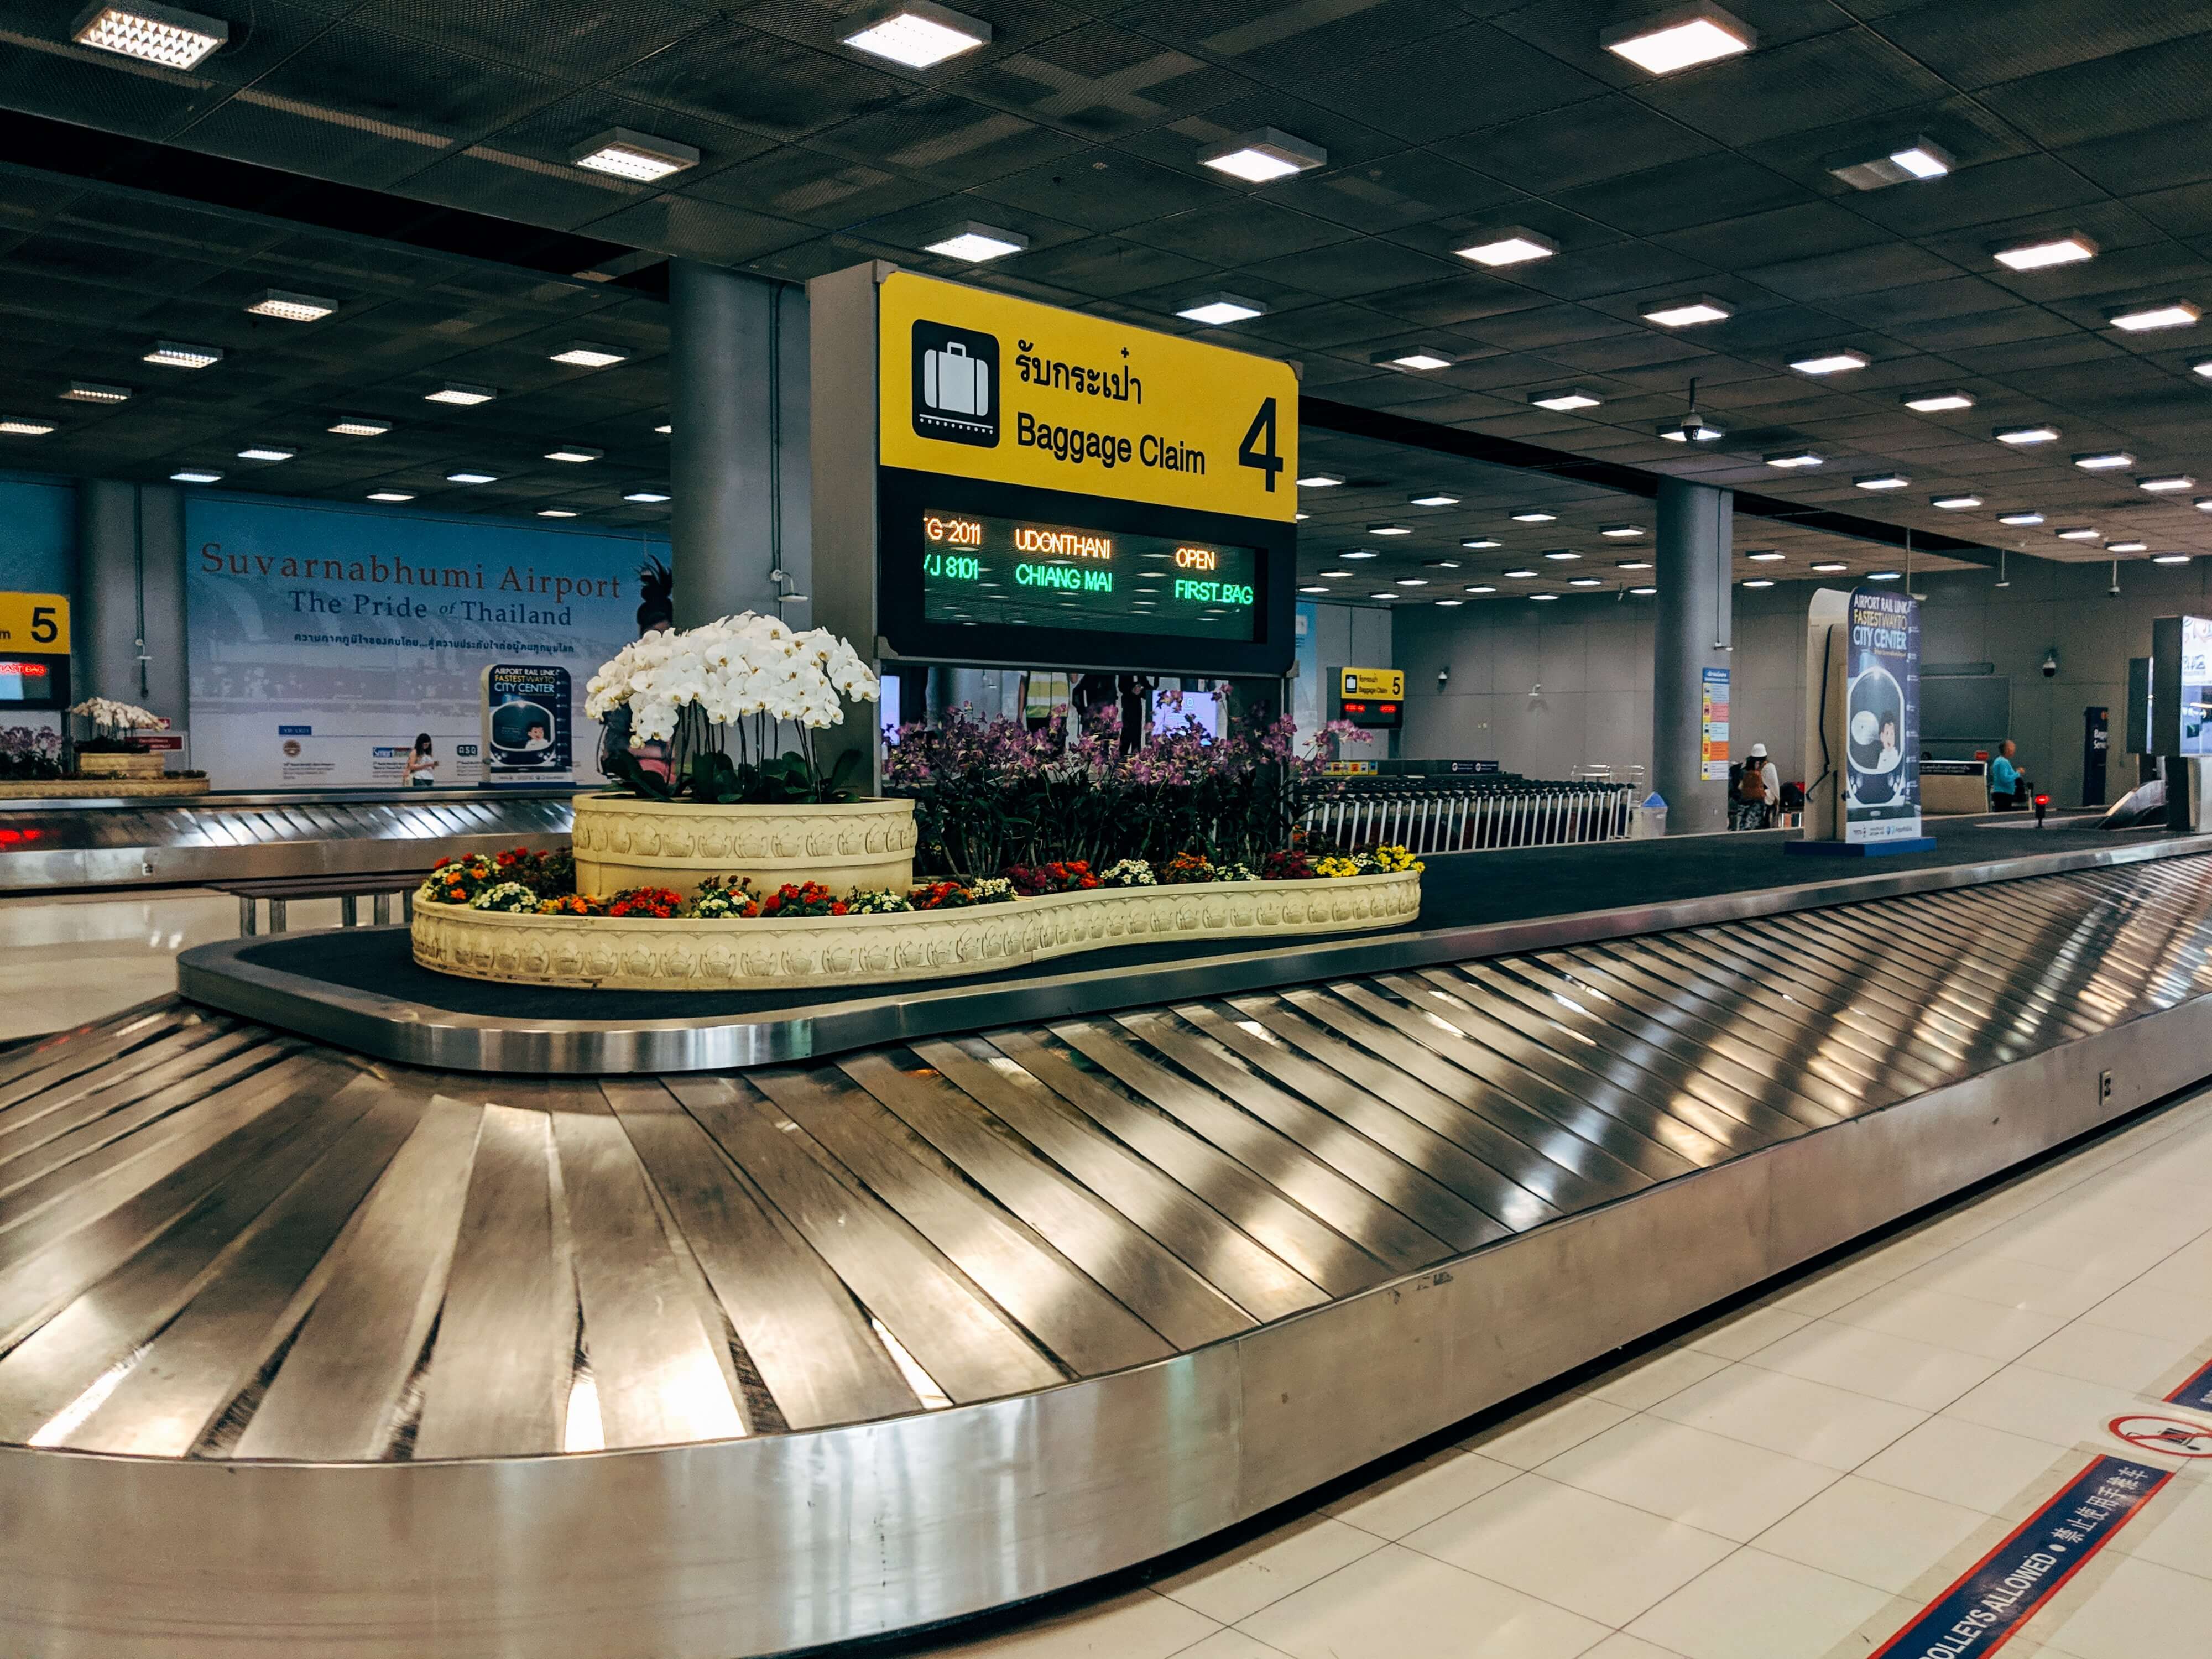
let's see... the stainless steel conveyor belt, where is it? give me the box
[0,787,572,891]
[7,853,2212,1656]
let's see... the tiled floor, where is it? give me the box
[904,1084,2212,1658]
[0,889,341,1041]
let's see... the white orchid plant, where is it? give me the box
[585,612,881,804]
[69,698,167,746]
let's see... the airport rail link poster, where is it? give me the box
[187,496,659,789]
[1844,584,1922,844]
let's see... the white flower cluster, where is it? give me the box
[69,697,165,733]
[584,612,879,745]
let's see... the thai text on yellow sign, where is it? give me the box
[0,592,69,653]
[879,271,1300,523]
[1341,667,1404,698]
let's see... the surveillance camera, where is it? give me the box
[2109,582,2123,599]
[2042,649,2059,678]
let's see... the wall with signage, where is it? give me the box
[187,494,660,789]
[0,475,74,596]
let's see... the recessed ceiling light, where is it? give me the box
[1198,126,1327,183]
[841,0,990,66]
[654,422,672,435]
[2055,526,2099,539]
[1629,585,1658,596]
[1454,227,1557,267]
[1746,550,1785,562]
[1811,562,1849,573]
[2153,553,2193,565]
[1904,390,1975,412]
[1424,559,1462,570]
[624,489,671,503]
[2198,499,2212,514]
[551,343,629,368]
[1828,136,1954,191]
[1504,568,1538,578]
[2140,474,2195,492]
[1177,293,1264,326]
[244,289,335,322]
[1789,351,1867,375]
[2107,539,2148,553]
[1617,559,1653,571]
[1408,492,1459,507]
[1369,522,1413,535]
[446,471,497,485]
[1600,2,1756,75]
[1541,549,1580,561]
[1866,571,1902,581]
[1465,585,1497,594]
[1395,577,1429,586]
[1995,424,2060,446]
[1992,233,2097,272]
[1298,471,1343,487]
[1998,512,2047,526]
[1434,598,1465,606]
[2074,451,2135,471]
[237,445,294,462]
[1600,524,1645,538]
[1530,592,1560,602]
[1569,576,1603,587]
[2110,301,2200,332]
[1462,538,1501,549]
[168,469,221,483]
[1765,449,1824,468]
[1295,511,1310,521]
[1298,584,1328,593]
[60,381,129,403]
[72,0,227,67]
[142,340,221,369]
[1530,388,1601,411]
[1377,347,1455,371]
[426,382,497,406]
[367,491,413,503]
[1368,592,1399,601]
[924,222,1027,262]
[1512,510,1557,523]
[570,127,699,182]
[1642,296,1732,327]
[538,509,579,519]
[1742,578,1775,588]
[546,447,604,464]
[1931,493,1982,509]
[327,417,390,436]
[1855,472,1910,490]
[1341,549,1378,560]
[0,419,56,436]
[1319,568,1353,578]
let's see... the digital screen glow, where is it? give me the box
[920,508,1259,640]
[0,660,50,702]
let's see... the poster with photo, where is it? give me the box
[482,664,573,782]
[1844,585,1922,844]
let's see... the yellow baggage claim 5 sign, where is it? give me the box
[878,272,1300,523]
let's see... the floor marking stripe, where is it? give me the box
[2162,1352,2212,1412]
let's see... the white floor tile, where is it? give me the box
[2016,1321,2204,1395]
[2037,1552,2212,1659]
[925,1591,1218,1658]
[2080,1278,2212,1343]
[1321,1449,1520,1540]
[1237,1543,1610,1659]
[1626,1548,1892,1659]
[1538,1416,1840,1545]
[1166,1633,1296,1659]
[1892,1251,2142,1322]
[1645,1363,1927,1472]
[1759,1256,1912,1319]
[1752,1474,1996,1594]
[1581,1637,1690,1659]
[1404,1472,1734,1626]
[1942,1365,2187,1453]
[1156,1514,1382,1625]
[1828,1281,2067,1361]
[2117,1474,2212,1579]
[1583,1344,1732,1411]
[1681,1303,1812,1362]
[1464,1392,1634,1470]
[1856,1417,2074,1517]
[1743,1317,2004,1411]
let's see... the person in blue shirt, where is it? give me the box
[1988,740,2026,808]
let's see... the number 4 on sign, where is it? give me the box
[1239,398,1283,492]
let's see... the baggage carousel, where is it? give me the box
[6,823,2212,1657]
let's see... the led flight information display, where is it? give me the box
[921,509,1259,641]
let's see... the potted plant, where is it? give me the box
[68,698,169,779]
[576,612,912,898]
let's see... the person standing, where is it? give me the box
[403,732,437,787]
[1989,739,2027,808]
[1749,742,1779,806]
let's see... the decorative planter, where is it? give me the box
[413,870,1421,992]
[72,751,165,779]
[0,775,209,799]
[571,793,917,900]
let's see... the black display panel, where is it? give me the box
[920,507,1260,641]
[0,654,67,709]
[878,467,1295,676]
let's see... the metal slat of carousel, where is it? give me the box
[9,855,2212,1655]
[0,787,573,889]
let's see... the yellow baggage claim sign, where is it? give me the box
[865,270,1301,677]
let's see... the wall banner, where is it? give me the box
[482,664,573,783]
[1700,666,1730,782]
[187,496,658,790]
[1844,585,1922,844]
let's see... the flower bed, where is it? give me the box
[410,847,1423,992]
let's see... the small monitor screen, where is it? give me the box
[0,659,51,702]
[920,508,1260,641]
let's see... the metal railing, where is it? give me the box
[1296,776,1635,854]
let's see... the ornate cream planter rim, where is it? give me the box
[413,870,1422,992]
[572,791,916,816]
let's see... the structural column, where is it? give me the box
[1652,478,1733,833]
[666,260,811,628]
[74,479,188,723]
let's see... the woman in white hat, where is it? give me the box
[1734,742,1780,828]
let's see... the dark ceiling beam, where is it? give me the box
[1300,395,2007,571]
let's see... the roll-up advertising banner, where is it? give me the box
[187,496,658,789]
[1844,585,1922,845]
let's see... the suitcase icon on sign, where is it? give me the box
[911,321,999,447]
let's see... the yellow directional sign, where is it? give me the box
[878,272,1300,523]
[0,591,68,653]
[1342,667,1404,698]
